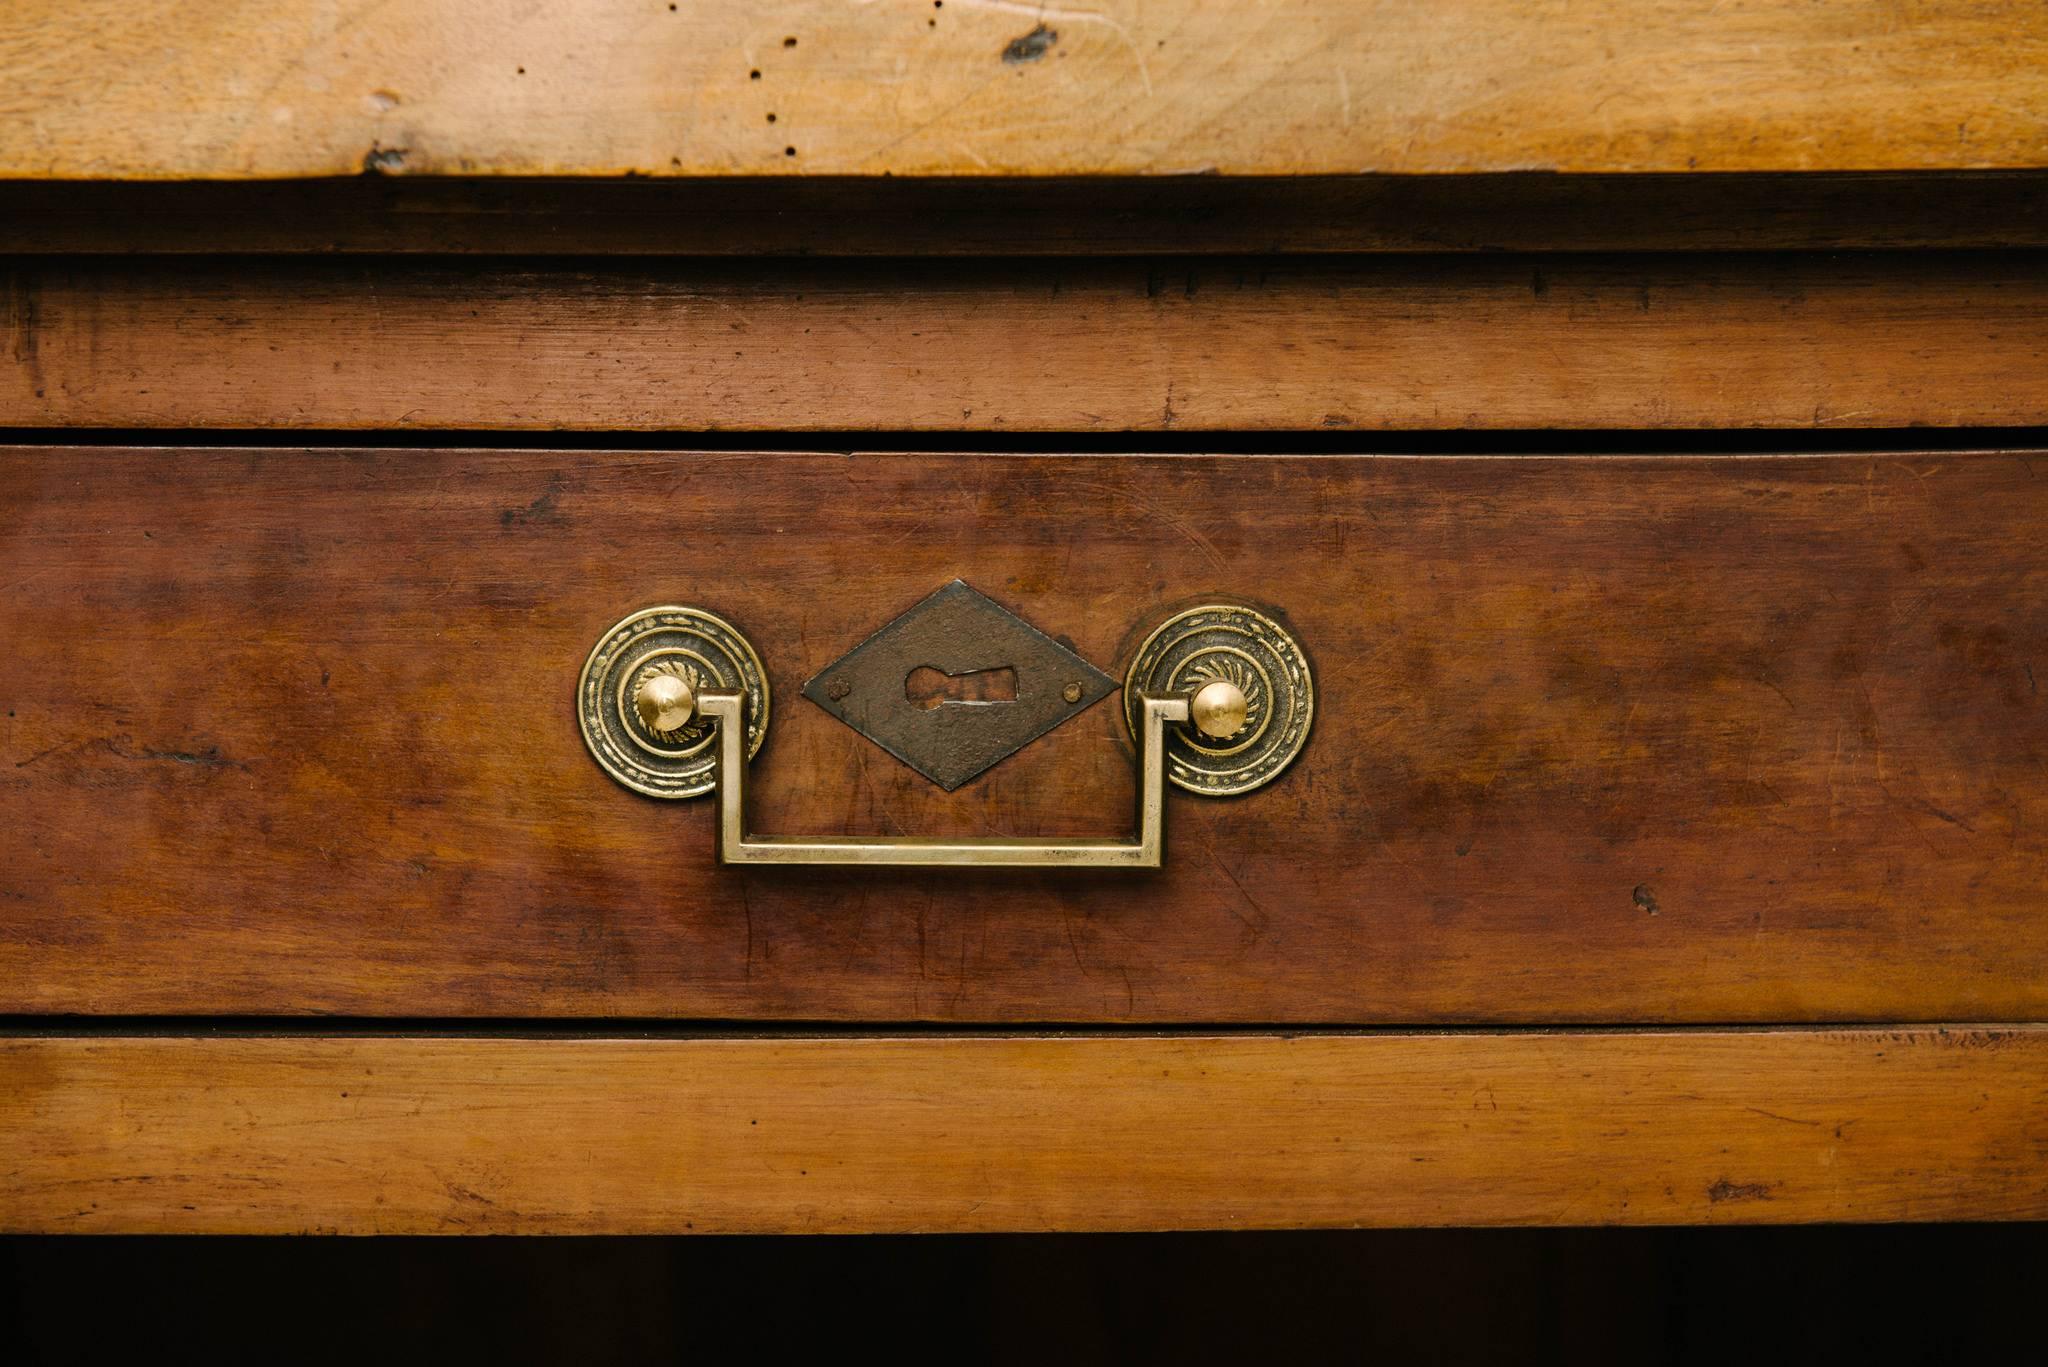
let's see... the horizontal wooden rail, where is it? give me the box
[4,1030,2045,1233]
[8,254,2048,432]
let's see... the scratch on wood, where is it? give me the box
[1707,1179,1775,1203]
[14,736,247,772]
[7,271,41,395]
[1743,1106,1823,1128]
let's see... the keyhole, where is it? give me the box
[905,665,1019,710]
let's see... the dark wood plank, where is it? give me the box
[8,255,2048,432]
[5,1029,2044,1233]
[3,449,2044,1022]
[6,176,2048,255]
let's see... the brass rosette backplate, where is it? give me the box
[579,605,769,799]
[1122,604,1314,796]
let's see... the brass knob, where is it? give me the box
[1189,679,1248,740]
[635,672,697,733]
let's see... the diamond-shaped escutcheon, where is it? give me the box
[800,580,1118,790]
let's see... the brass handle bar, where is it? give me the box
[697,690,1191,868]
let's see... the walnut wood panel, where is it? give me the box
[3,449,2045,1022]
[5,1030,2044,1233]
[8,256,2048,432]
[4,2,2047,177]
[8,175,2048,255]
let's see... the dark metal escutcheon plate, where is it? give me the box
[801,580,1117,790]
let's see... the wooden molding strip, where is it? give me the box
[8,254,2048,431]
[4,1030,2045,1233]
[3,2,2046,178]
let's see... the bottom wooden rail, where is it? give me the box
[4,1029,2045,1234]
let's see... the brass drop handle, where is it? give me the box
[698,688,1189,868]
[579,597,1312,871]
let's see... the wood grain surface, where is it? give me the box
[3,449,2044,1023]
[8,175,2048,255]
[5,1029,2045,1233]
[4,2,2047,178]
[9,255,2048,432]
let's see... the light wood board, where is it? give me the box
[5,1030,2045,1233]
[4,2,2046,178]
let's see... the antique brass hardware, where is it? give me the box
[1122,604,1315,796]
[579,598,1311,868]
[634,671,697,734]
[800,580,1118,791]
[698,688,1188,867]
[578,605,771,799]
[1189,678,1250,739]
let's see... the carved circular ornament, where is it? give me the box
[1123,604,1313,796]
[579,605,769,799]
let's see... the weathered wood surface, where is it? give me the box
[4,1030,2044,1233]
[7,175,2048,255]
[4,2,2047,178]
[3,449,2044,1022]
[8,255,2048,432]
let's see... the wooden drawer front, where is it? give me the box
[2,448,2043,1022]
